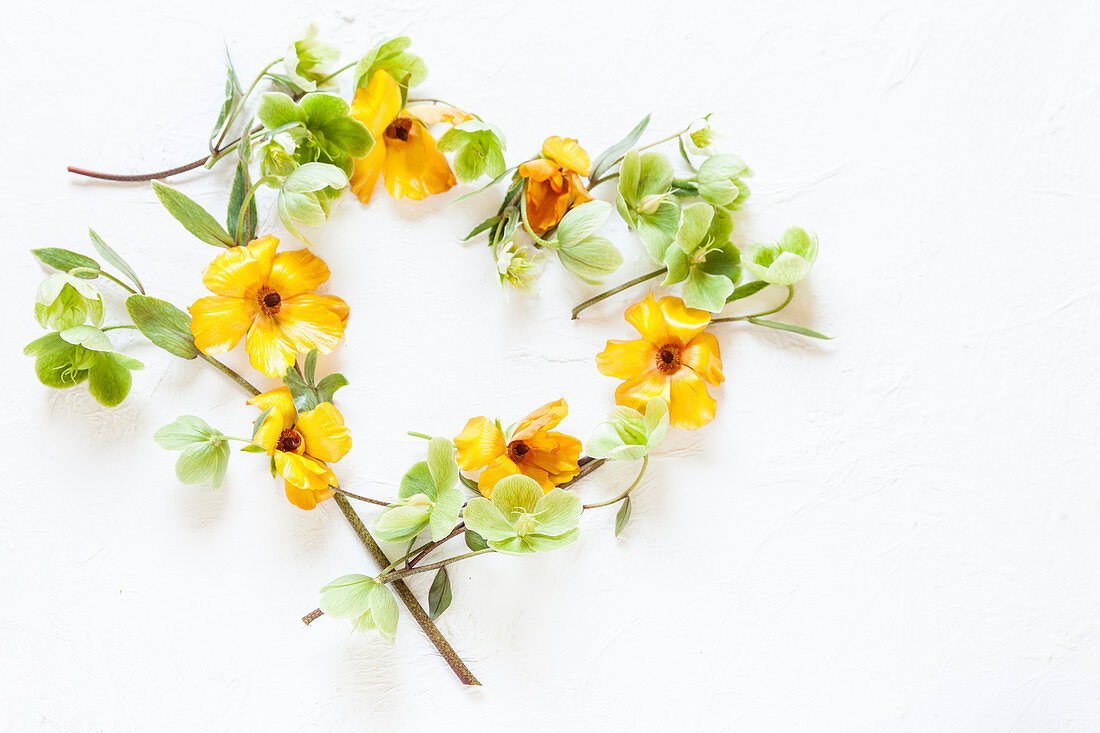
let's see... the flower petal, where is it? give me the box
[247,386,297,453]
[296,402,352,463]
[276,451,337,499]
[201,236,277,298]
[381,119,456,200]
[523,177,570,234]
[596,338,658,380]
[274,294,346,354]
[405,103,472,125]
[682,332,725,385]
[614,370,670,413]
[188,296,255,354]
[245,315,299,378]
[478,456,522,497]
[267,248,331,299]
[454,416,505,471]
[284,480,335,511]
[349,70,403,203]
[525,434,581,486]
[667,369,718,430]
[518,158,559,183]
[513,399,568,440]
[657,296,712,345]
[542,136,591,176]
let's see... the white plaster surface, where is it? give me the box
[4,0,1100,729]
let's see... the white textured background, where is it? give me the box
[4,0,1099,729]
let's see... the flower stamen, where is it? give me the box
[655,344,682,374]
[386,118,413,142]
[258,286,282,315]
[507,440,530,463]
[277,429,303,453]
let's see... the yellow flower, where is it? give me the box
[349,69,470,202]
[596,295,724,430]
[517,136,593,234]
[454,399,582,498]
[248,387,352,510]
[188,236,349,379]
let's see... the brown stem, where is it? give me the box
[408,524,465,568]
[332,487,390,507]
[333,495,481,686]
[67,156,211,182]
[559,457,607,489]
[380,549,494,584]
[303,608,323,625]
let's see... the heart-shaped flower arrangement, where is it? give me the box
[31,29,829,686]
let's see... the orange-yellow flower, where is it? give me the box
[454,399,582,497]
[188,236,349,379]
[248,387,352,510]
[349,69,470,202]
[596,295,724,430]
[517,136,593,234]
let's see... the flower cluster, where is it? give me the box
[33,26,828,687]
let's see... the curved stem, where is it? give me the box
[67,125,261,182]
[333,495,481,686]
[213,58,282,152]
[332,487,390,507]
[302,608,324,625]
[317,61,356,87]
[380,549,494,585]
[588,125,692,188]
[712,285,794,324]
[407,524,465,568]
[97,271,140,295]
[102,324,138,332]
[196,352,261,396]
[559,456,607,489]
[583,455,648,510]
[235,175,276,244]
[571,268,667,320]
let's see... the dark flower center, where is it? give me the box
[258,286,282,315]
[277,429,302,453]
[656,344,682,374]
[507,440,530,462]
[386,118,412,141]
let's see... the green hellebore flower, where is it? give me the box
[437,120,507,182]
[257,92,373,175]
[616,149,682,262]
[494,239,539,292]
[319,574,399,641]
[586,397,669,462]
[743,226,819,286]
[35,273,103,331]
[683,116,716,156]
[24,328,143,407]
[352,36,428,90]
[463,475,582,555]
[697,153,752,211]
[283,23,341,93]
[372,437,464,543]
[154,415,231,488]
[663,203,742,312]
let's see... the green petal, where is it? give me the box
[490,474,543,518]
[319,575,375,619]
[682,269,735,313]
[463,497,518,541]
[532,489,582,536]
[675,202,714,253]
[426,437,458,493]
[524,528,580,553]
[399,461,436,501]
[154,415,219,450]
[429,486,464,543]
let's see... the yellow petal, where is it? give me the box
[201,236,277,298]
[349,70,403,203]
[657,296,712,346]
[542,136,591,176]
[381,119,457,200]
[273,294,346,354]
[682,332,724,385]
[596,338,658,380]
[405,103,473,125]
[523,177,571,234]
[667,369,718,430]
[246,386,297,453]
[245,315,299,378]
[319,295,350,326]
[267,248,330,299]
[478,456,522,498]
[614,370,670,413]
[296,402,352,463]
[513,399,568,441]
[454,416,505,471]
[518,158,559,182]
[525,434,582,486]
[275,452,336,494]
[188,296,256,354]
[284,480,335,510]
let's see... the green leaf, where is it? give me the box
[303,349,319,385]
[463,215,500,241]
[240,444,267,453]
[727,280,769,302]
[459,473,480,493]
[251,407,274,441]
[464,528,489,551]
[315,373,348,403]
[210,50,243,146]
[614,496,632,537]
[591,114,651,182]
[151,181,234,248]
[88,229,144,293]
[32,248,100,278]
[125,294,199,359]
[427,568,452,620]
[227,161,257,244]
[282,365,319,413]
[747,317,832,339]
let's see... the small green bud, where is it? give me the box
[743,227,819,286]
[34,274,103,331]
